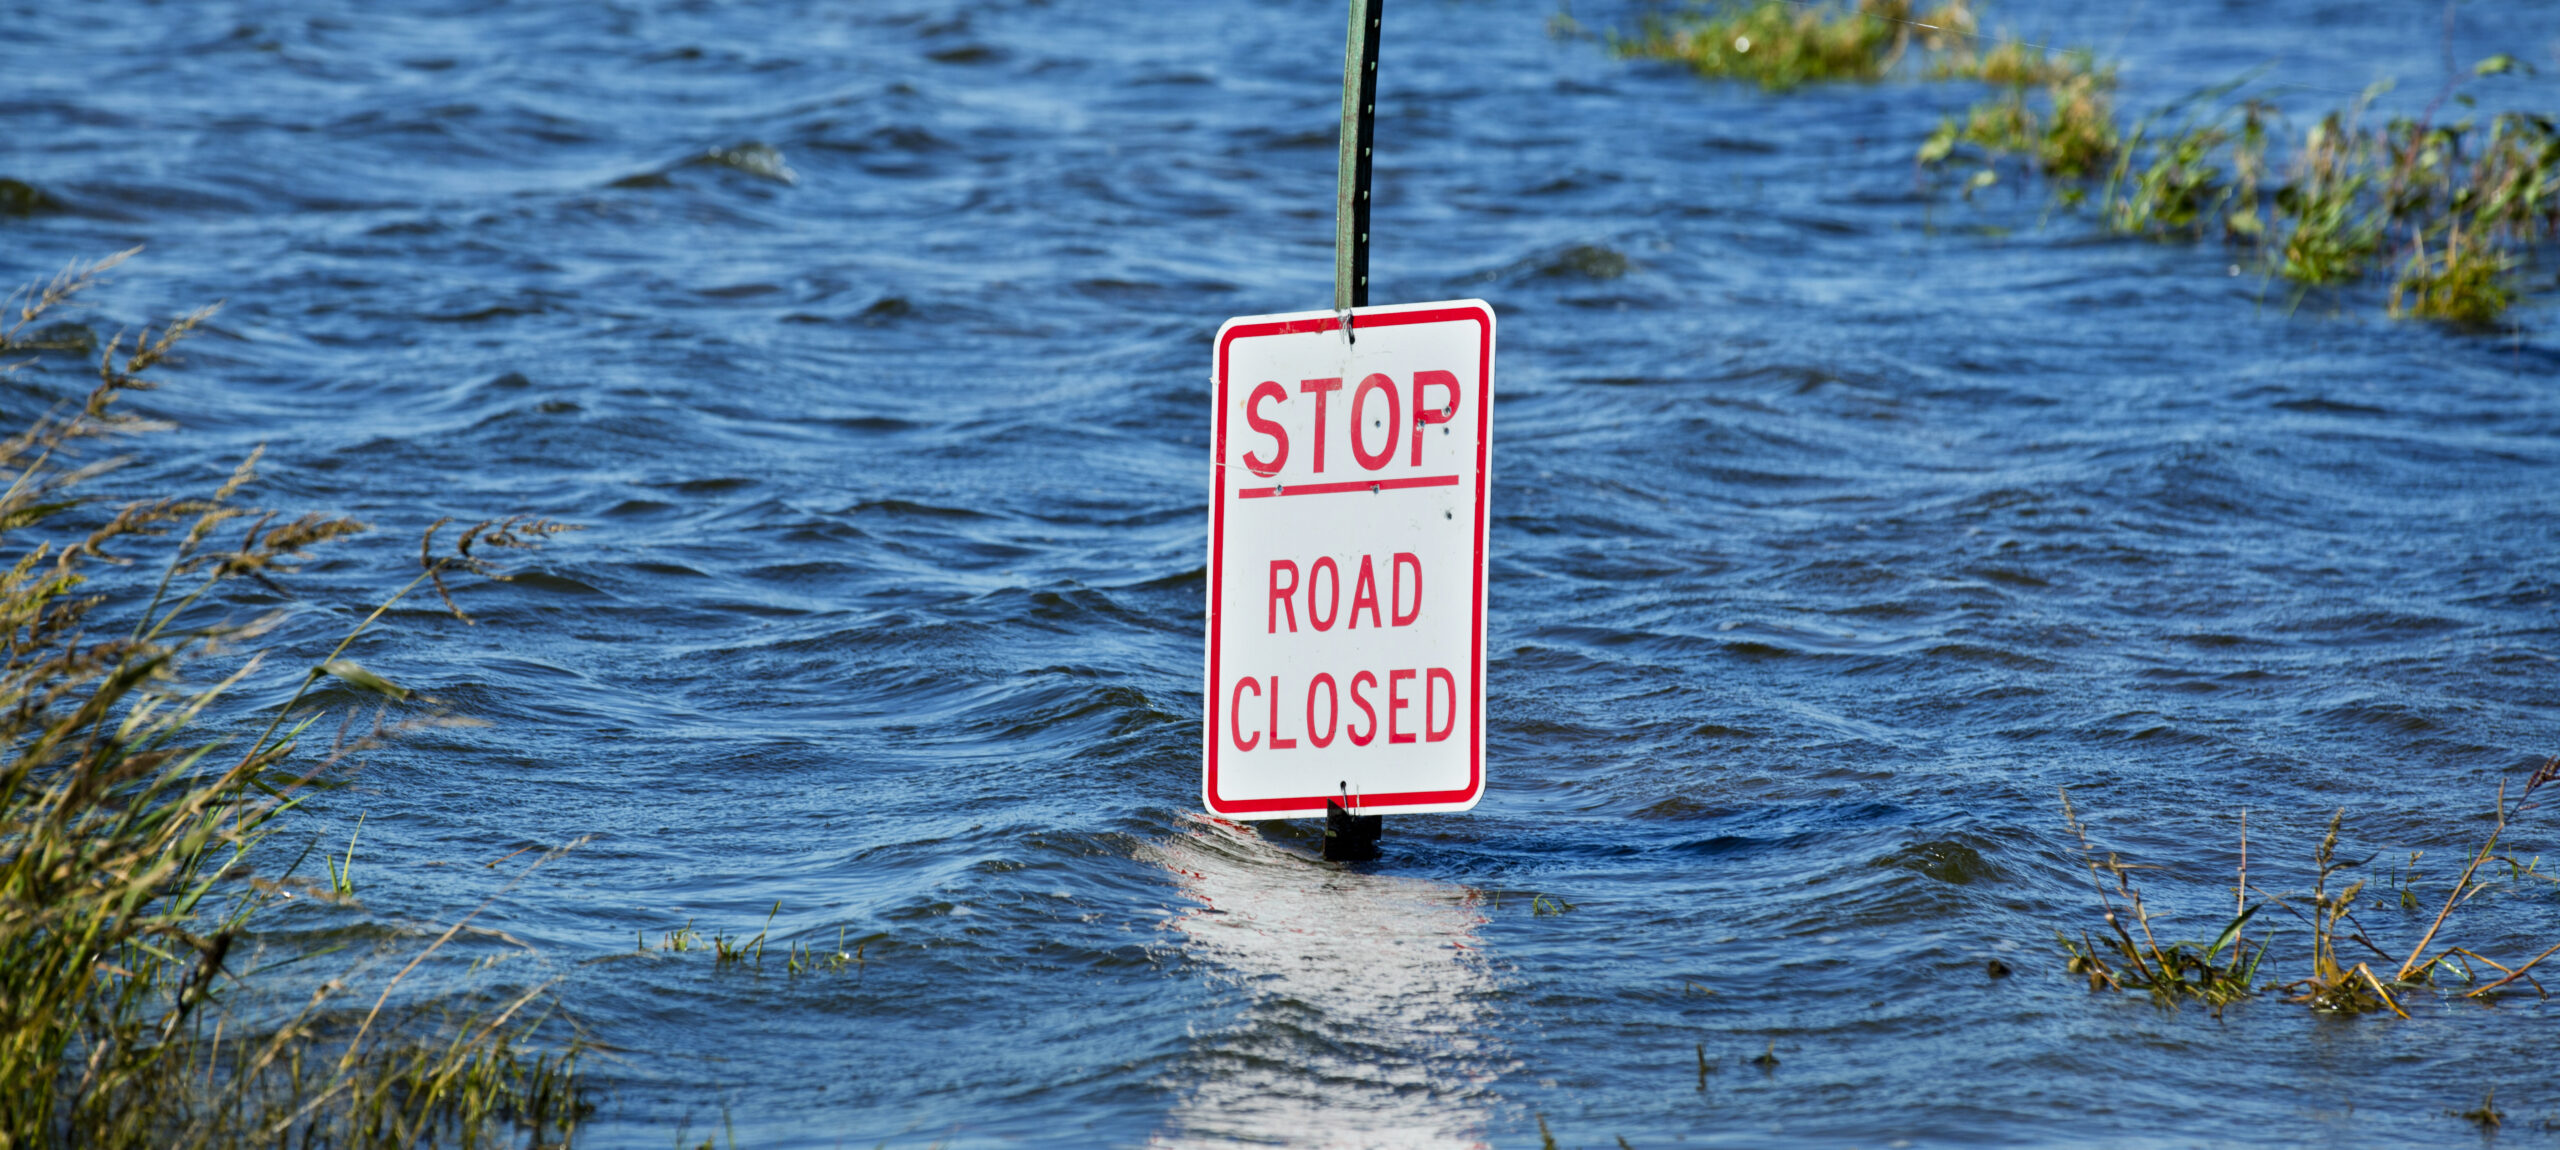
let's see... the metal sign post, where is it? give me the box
[1335,0,1385,315]
[1326,0,1386,859]
[1203,0,1497,864]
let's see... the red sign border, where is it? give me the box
[1203,302,1494,818]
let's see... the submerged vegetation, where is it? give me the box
[1615,0,1958,91]
[2088,81,2552,325]
[1616,0,2097,93]
[639,910,868,979]
[2058,758,2560,1018]
[0,253,586,1147]
[1618,1,2553,323]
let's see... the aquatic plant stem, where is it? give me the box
[1335,0,1382,310]
[2236,809,2248,920]
[2359,965,2409,1019]
[2467,940,2560,998]
[2396,780,2509,982]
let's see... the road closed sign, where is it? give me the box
[1203,300,1495,819]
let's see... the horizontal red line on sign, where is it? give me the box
[1235,474,1461,500]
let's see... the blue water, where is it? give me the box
[6,0,2560,1145]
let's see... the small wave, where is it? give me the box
[612,141,799,189]
[1499,242,1631,282]
[692,142,798,183]
[927,44,1002,65]
[846,498,988,520]
[1869,838,2001,885]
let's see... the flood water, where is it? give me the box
[6,0,2559,1145]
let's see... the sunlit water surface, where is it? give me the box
[5,0,2559,1145]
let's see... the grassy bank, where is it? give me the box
[0,252,585,1148]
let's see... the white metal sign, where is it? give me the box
[1203,300,1495,819]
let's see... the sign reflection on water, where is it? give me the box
[1143,815,1503,1148]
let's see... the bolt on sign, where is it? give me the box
[1203,300,1496,819]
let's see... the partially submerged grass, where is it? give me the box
[2267,810,2405,1016]
[0,253,586,1147]
[1615,0,2018,91]
[2056,791,2266,1015]
[1620,0,2121,162]
[2058,758,2560,1017]
[326,812,367,898]
[1615,0,1924,91]
[2453,1089,2505,1130]
[1919,64,2118,185]
[2377,761,2560,1000]
[1621,0,2112,98]
[2391,218,2517,322]
[782,929,862,978]
[2101,101,2273,238]
[2270,107,2388,285]
[1620,2,2553,323]
[710,903,778,968]
[647,909,868,979]
[1935,65,2554,322]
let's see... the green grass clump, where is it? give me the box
[1931,60,2556,323]
[1615,0,1966,91]
[780,932,864,978]
[658,919,702,952]
[2391,219,2517,323]
[2055,791,2266,1015]
[0,252,586,1147]
[1620,0,2113,98]
[652,911,870,979]
[1921,64,2120,184]
[1623,0,2553,324]
[711,903,778,968]
[2265,109,2386,284]
[2105,103,2270,237]
[1934,35,2097,88]
[1627,1,2135,183]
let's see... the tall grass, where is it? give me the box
[0,252,585,1147]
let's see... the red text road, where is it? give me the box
[1267,553,1422,633]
